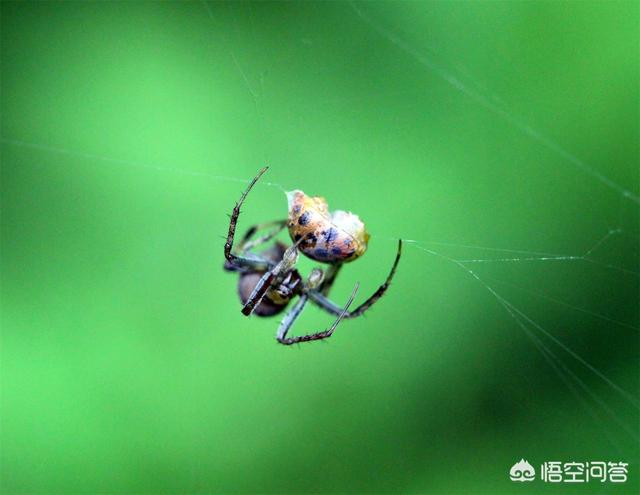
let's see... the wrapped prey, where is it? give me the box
[286,190,369,263]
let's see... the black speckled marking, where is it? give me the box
[298,211,311,225]
[331,247,343,255]
[323,227,338,243]
[315,248,329,258]
[301,232,318,250]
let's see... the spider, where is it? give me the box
[223,167,402,345]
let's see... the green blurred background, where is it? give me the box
[1,1,638,494]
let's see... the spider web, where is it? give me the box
[2,0,638,479]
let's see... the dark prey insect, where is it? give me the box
[223,167,402,345]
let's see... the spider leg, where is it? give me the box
[224,167,272,271]
[241,243,300,316]
[239,220,287,252]
[276,283,359,345]
[241,270,276,316]
[308,239,402,319]
[224,220,288,273]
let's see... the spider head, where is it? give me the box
[286,190,370,264]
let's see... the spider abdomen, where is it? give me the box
[238,272,288,317]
